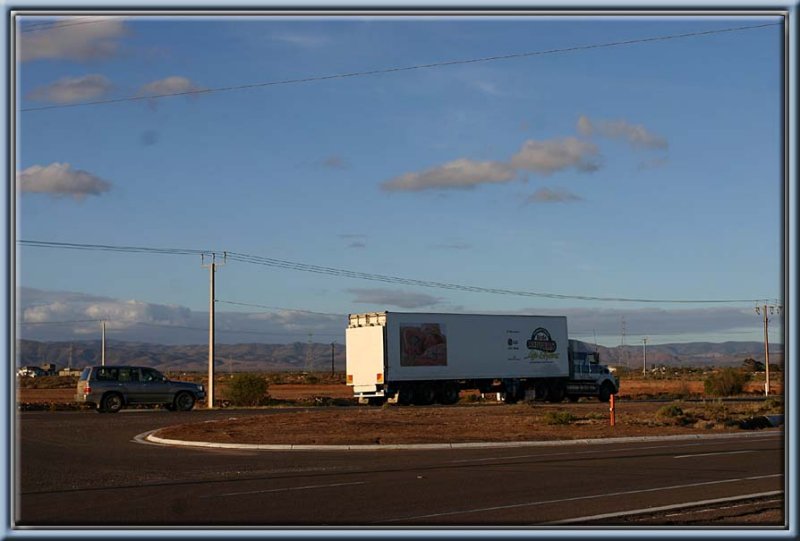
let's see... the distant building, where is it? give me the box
[58,367,83,377]
[39,363,57,376]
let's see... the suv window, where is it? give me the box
[140,368,163,382]
[79,367,91,381]
[117,367,136,382]
[94,367,119,381]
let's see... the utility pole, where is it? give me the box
[756,302,783,397]
[620,316,627,367]
[101,320,106,366]
[331,342,335,376]
[202,253,225,409]
[642,337,647,376]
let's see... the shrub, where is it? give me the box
[543,411,576,425]
[226,373,270,407]
[702,399,729,422]
[656,402,695,426]
[704,368,748,397]
[656,403,684,419]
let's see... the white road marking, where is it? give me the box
[548,491,783,524]
[378,474,782,523]
[448,437,779,464]
[209,481,366,498]
[674,450,756,459]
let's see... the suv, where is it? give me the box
[75,365,205,413]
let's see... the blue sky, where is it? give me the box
[14,13,784,346]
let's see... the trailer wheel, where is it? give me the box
[566,395,580,403]
[367,397,387,406]
[414,383,436,405]
[531,382,550,402]
[437,382,460,405]
[397,385,414,406]
[547,382,566,403]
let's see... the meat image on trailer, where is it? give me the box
[346,311,619,406]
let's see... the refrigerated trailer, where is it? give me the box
[345,311,619,405]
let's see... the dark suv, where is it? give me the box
[76,365,205,413]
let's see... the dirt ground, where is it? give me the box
[152,399,783,445]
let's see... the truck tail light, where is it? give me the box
[376,373,384,383]
[83,385,91,394]
[346,374,353,384]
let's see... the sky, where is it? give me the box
[12,12,785,347]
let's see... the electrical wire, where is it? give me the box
[17,239,772,304]
[19,22,780,112]
[19,319,103,325]
[216,300,342,317]
[130,321,341,337]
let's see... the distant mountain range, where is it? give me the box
[16,339,783,373]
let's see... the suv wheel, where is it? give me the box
[101,393,123,414]
[174,392,196,412]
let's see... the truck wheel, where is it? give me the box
[437,382,460,405]
[599,382,614,403]
[367,397,387,407]
[397,385,414,406]
[548,383,566,403]
[414,383,436,405]
[531,382,550,402]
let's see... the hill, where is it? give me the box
[15,339,782,373]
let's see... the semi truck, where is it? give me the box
[346,311,619,406]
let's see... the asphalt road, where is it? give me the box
[16,408,785,528]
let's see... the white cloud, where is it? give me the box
[578,115,668,150]
[17,288,345,344]
[526,187,583,204]
[381,158,516,192]
[139,76,204,97]
[17,163,111,200]
[510,137,600,175]
[348,288,441,309]
[18,18,127,62]
[27,74,112,104]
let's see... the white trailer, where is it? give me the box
[346,311,618,405]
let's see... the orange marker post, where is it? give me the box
[609,394,616,427]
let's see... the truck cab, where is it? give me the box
[566,341,619,402]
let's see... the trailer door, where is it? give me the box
[346,325,386,393]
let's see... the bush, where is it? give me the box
[704,368,748,397]
[226,373,270,407]
[543,411,576,425]
[656,403,684,419]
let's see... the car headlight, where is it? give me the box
[198,385,204,391]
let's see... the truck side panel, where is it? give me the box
[383,312,569,381]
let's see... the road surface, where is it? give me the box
[16,409,785,528]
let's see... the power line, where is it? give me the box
[17,239,771,304]
[216,300,342,317]
[19,319,103,325]
[19,22,780,113]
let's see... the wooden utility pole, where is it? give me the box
[642,337,647,376]
[202,253,225,408]
[756,302,783,397]
[101,320,106,366]
[331,342,335,376]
